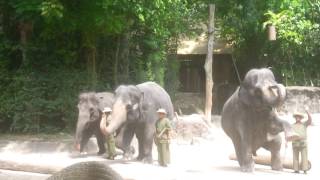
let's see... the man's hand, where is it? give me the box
[102,113,107,118]
[305,107,312,126]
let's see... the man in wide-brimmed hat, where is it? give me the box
[100,107,116,160]
[155,108,172,167]
[291,109,312,174]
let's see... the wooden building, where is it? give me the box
[176,34,239,114]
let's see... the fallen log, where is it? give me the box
[229,154,311,170]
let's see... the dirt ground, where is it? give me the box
[0,114,319,180]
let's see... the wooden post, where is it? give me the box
[204,4,215,124]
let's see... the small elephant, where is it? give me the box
[100,81,174,163]
[221,68,294,172]
[75,92,114,154]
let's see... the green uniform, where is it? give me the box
[155,117,172,166]
[102,115,116,159]
[292,121,308,172]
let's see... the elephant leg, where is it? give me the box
[263,136,283,171]
[230,134,244,167]
[115,125,135,160]
[237,130,254,172]
[95,129,106,155]
[135,123,154,163]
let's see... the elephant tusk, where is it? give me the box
[270,87,278,97]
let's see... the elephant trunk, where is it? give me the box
[75,121,84,151]
[263,83,286,107]
[75,110,90,152]
[102,100,127,136]
[275,83,286,106]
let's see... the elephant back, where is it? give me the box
[137,82,174,120]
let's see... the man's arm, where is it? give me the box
[305,110,312,126]
[100,114,108,136]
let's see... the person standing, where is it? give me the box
[155,108,172,167]
[292,109,312,174]
[100,107,117,160]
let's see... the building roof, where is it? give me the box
[177,33,232,55]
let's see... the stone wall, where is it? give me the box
[174,93,204,115]
[280,86,320,114]
[174,86,320,115]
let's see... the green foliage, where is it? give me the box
[262,0,320,86]
[215,0,320,86]
[40,0,64,22]
[2,0,319,133]
[0,0,202,133]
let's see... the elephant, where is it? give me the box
[47,161,123,180]
[100,81,174,163]
[75,92,114,155]
[221,68,295,172]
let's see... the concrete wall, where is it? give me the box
[174,93,204,115]
[174,86,320,115]
[280,86,320,114]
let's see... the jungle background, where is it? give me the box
[0,0,319,133]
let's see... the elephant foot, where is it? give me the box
[136,156,152,164]
[122,153,134,160]
[240,162,255,173]
[271,161,283,171]
[271,164,283,171]
[142,158,152,164]
[97,149,106,155]
[136,155,143,161]
[122,151,134,160]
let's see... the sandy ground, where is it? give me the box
[0,117,319,180]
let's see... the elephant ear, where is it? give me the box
[138,91,145,120]
[238,82,252,106]
[96,96,105,112]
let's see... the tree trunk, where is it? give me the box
[86,46,97,88]
[204,4,215,124]
[114,36,120,87]
[19,21,33,68]
[119,33,130,83]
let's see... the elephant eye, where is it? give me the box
[84,121,91,129]
[89,108,95,116]
[126,104,132,111]
[254,88,262,97]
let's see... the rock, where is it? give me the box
[173,114,210,142]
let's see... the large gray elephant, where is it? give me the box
[221,68,294,172]
[100,81,174,163]
[75,92,114,154]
